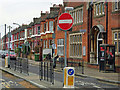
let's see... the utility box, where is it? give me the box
[63,67,75,88]
[99,44,115,72]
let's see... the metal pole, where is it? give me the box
[19,27,20,57]
[8,26,11,68]
[65,31,67,67]
[13,23,21,57]
[5,24,6,50]
[0,33,1,50]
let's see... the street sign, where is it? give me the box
[68,69,74,76]
[58,13,73,30]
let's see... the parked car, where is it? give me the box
[6,51,16,60]
[1,50,8,59]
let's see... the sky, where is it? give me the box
[0,0,63,38]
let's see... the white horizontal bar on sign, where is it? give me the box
[59,19,72,24]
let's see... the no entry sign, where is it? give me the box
[58,13,73,30]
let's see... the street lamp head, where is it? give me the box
[13,23,20,27]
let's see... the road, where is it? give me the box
[29,63,119,88]
[0,70,39,89]
[0,57,120,89]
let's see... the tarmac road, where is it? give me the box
[0,70,39,89]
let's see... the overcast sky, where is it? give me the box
[0,0,63,38]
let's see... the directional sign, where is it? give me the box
[68,69,74,76]
[58,13,73,30]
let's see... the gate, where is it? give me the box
[39,61,54,84]
[10,57,29,75]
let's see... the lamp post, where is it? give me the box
[7,26,12,68]
[13,23,21,57]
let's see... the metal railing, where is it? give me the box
[10,57,29,75]
[39,61,54,84]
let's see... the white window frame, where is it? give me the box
[95,2,105,16]
[46,22,48,31]
[38,26,40,35]
[69,33,82,58]
[57,39,64,56]
[44,40,46,48]
[49,21,53,32]
[114,32,117,40]
[96,4,98,15]
[70,7,83,24]
[118,32,120,39]
[118,41,120,53]
[102,2,104,14]
[99,3,101,15]
[112,1,120,11]
[113,31,120,54]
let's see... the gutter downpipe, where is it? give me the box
[105,2,108,44]
[87,4,90,63]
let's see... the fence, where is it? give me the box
[39,61,54,84]
[10,57,29,75]
[67,59,84,74]
[55,57,84,74]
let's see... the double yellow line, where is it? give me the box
[1,82,10,88]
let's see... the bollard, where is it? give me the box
[44,62,46,80]
[47,62,48,81]
[63,67,75,88]
[40,62,43,80]
[52,62,54,84]
[82,59,84,74]
[50,62,51,82]
[20,58,22,73]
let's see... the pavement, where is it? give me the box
[29,59,120,84]
[0,59,120,89]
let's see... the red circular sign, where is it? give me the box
[58,13,73,30]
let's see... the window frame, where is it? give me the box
[57,39,64,56]
[38,26,40,35]
[113,31,120,54]
[69,6,83,25]
[112,1,120,12]
[46,22,48,31]
[94,2,105,16]
[69,33,82,58]
[49,21,53,32]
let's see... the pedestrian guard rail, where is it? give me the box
[10,57,29,75]
[39,60,54,84]
[55,57,84,74]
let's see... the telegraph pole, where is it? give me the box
[5,24,6,50]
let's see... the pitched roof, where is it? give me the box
[47,11,59,19]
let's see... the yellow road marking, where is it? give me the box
[1,82,10,88]
[5,82,10,87]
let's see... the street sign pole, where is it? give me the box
[65,31,67,67]
[58,13,73,67]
